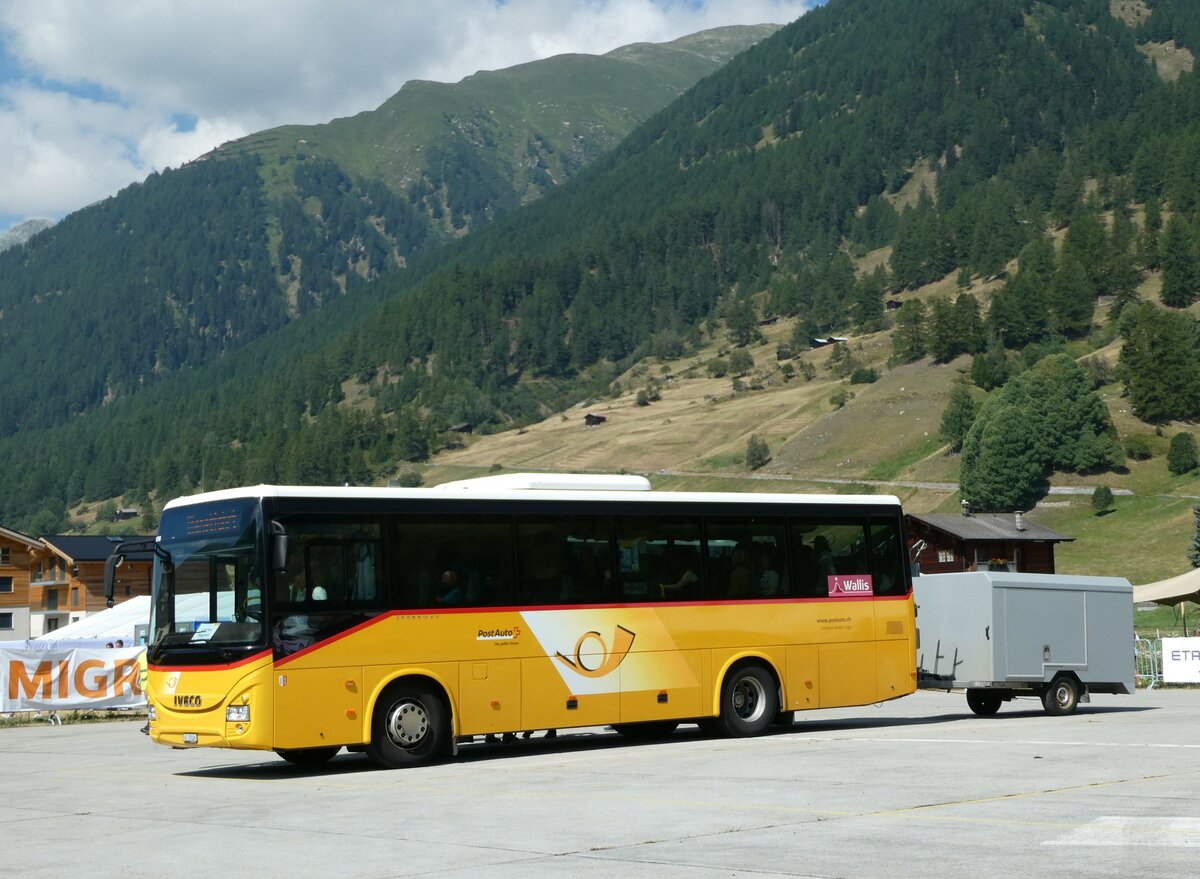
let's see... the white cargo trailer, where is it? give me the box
[914,572,1134,716]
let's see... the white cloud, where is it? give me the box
[0,0,814,230]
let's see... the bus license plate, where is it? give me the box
[183,733,198,744]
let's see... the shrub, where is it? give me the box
[728,349,754,376]
[1091,486,1114,514]
[746,434,770,470]
[850,366,879,385]
[1168,432,1199,475]
[1124,436,1152,461]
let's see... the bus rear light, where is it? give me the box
[226,705,251,722]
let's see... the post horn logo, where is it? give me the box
[554,625,636,678]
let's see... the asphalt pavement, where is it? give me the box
[3,689,1198,878]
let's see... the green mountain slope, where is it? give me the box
[233,25,779,224]
[2,0,1200,558]
[0,25,776,439]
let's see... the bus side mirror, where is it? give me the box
[104,553,124,608]
[270,521,288,573]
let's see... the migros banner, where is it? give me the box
[1,647,146,711]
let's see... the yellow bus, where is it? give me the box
[106,474,916,768]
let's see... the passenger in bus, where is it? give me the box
[757,546,782,596]
[436,570,466,605]
[285,570,308,603]
[728,542,756,598]
[812,536,837,583]
[658,548,699,598]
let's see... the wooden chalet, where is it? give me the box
[0,525,42,641]
[906,507,1073,576]
[31,535,153,637]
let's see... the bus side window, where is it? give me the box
[614,517,702,603]
[516,517,613,606]
[868,519,904,595]
[705,518,787,599]
[394,516,516,609]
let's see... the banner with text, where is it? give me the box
[1161,637,1200,684]
[1,647,146,711]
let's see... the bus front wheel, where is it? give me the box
[367,681,448,769]
[716,663,778,737]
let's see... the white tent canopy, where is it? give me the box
[1133,567,1200,605]
[28,596,151,647]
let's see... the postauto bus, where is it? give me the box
[105,474,916,768]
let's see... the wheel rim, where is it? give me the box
[731,674,767,723]
[1052,684,1072,710]
[384,699,430,750]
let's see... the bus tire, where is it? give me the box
[716,663,778,737]
[1042,675,1081,716]
[275,746,340,766]
[611,720,679,740]
[367,680,448,769]
[966,689,1002,716]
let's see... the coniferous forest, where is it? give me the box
[2,0,1200,531]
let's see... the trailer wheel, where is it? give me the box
[966,689,1002,716]
[1042,675,1081,716]
[367,680,448,768]
[716,663,778,737]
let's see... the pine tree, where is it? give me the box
[1048,252,1095,337]
[891,299,927,362]
[1119,303,1200,422]
[1138,195,1163,270]
[1160,214,1199,308]
[940,384,978,453]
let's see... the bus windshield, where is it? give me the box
[151,499,266,650]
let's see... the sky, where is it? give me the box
[0,0,817,235]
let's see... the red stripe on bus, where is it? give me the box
[152,648,272,673]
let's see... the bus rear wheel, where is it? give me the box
[716,663,778,737]
[275,746,340,766]
[367,681,447,769]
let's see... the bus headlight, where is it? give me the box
[226,705,251,722]
[147,705,156,721]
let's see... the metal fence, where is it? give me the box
[1135,637,1161,689]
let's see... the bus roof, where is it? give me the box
[161,474,901,512]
